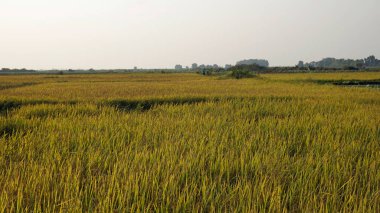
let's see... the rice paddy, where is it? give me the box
[0,72,379,212]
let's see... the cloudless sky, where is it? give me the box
[0,0,379,69]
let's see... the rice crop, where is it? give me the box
[0,72,379,212]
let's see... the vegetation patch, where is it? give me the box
[312,79,380,87]
[15,104,103,119]
[0,82,41,90]
[0,119,28,137]
[104,96,295,111]
[230,70,258,79]
[104,97,213,111]
[0,100,67,114]
[331,79,380,86]
[227,64,266,79]
[0,100,23,114]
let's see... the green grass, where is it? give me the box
[0,72,379,212]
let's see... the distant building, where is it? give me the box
[191,63,198,70]
[175,65,183,70]
[297,61,304,68]
[225,64,232,69]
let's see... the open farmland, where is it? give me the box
[0,72,379,212]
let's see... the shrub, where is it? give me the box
[226,64,265,79]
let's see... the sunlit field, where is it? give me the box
[1,72,379,212]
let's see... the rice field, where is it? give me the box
[0,72,379,212]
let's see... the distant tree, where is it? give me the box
[228,64,266,72]
[236,59,269,67]
[343,66,359,71]
[364,55,376,65]
[227,64,265,79]
[364,55,380,67]
[304,56,380,69]
[356,62,365,70]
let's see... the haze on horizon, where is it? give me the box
[1,0,379,70]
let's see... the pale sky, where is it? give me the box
[0,0,379,69]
